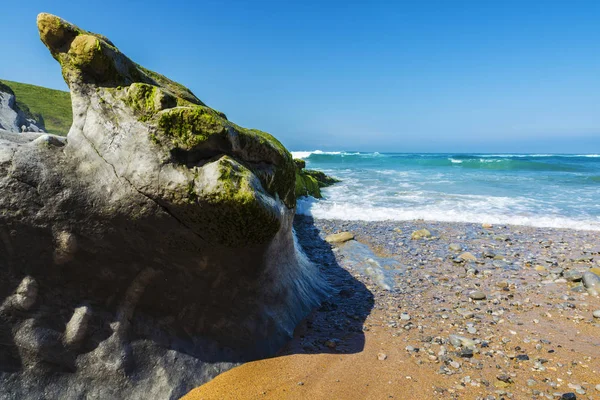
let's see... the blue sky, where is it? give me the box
[1,0,599,153]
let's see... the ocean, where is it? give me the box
[292,151,600,231]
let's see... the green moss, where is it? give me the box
[294,158,306,170]
[156,105,296,208]
[157,106,225,148]
[124,83,176,122]
[295,171,322,199]
[180,157,281,246]
[304,169,341,188]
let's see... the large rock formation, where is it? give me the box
[0,14,327,399]
[0,82,45,133]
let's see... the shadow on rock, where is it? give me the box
[279,215,375,356]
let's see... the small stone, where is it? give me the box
[560,393,576,400]
[482,223,493,229]
[411,229,431,240]
[448,334,476,349]
[377,352,387,361]
[459,252,477,262]
[516,354,530,361]
[469,291,487,301]
[592,310,600,318]
[449,243,462,252]
[496,374,511,383]
[325,232,354,244]
[400,313,411,321]
[582,271,600,296]
[595,384,600,392]
[450,361,460,369]
[459,348,474,358]
[563,270,584,282]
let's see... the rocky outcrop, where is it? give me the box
[294,159,340,198]
[0,14,328,399]
[0,82,45,133]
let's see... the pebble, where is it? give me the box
[449,243,462,252]
[448,334,476,349]
[583,271,600,295]
[459,252,477,262]
[411,229,431,240]
[299,218,600,399]
[560,393,576,400]
[563,270,583,282]
[469,291,487,300]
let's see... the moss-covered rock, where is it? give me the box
[295,171,322,198]
[33,13,303,247]
[304,169,341,188]
[37,13,203,105]
[293,158,340,199]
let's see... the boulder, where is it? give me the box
[0,81,45,133]
[0,13,328,399]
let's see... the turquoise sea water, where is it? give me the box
[292,151,600,231]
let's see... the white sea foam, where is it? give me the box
[290,150,343,159]
[449,158,462,164]
[296,198,600,231]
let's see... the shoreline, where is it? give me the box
[185,216,600,399]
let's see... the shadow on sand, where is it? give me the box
[277,215,374,356]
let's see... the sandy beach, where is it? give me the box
[184,216,600,400]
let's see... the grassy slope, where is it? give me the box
[0,79,72,135]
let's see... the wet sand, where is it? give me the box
[184,217,600,400]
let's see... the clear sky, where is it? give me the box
[1,0,599,153]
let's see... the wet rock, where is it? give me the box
[325,232,355,244]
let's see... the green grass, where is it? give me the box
[0,79,72,135]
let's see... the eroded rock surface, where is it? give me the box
[0,81,45,133]
[0,14,327,399]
